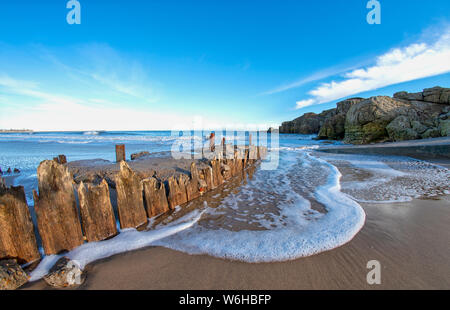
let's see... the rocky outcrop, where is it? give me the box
[279,109,335,134]
[318,98,364,140]
[0,259,29,290]
[280,86,450,144]
[344,88,449,144]
[33,160,84,255]
[0,185,40,264]
[43,257,84,288]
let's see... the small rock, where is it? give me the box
[13,168,20,174]
[43,257,84,288]
[0,259,29,290]
[131,151,150,161]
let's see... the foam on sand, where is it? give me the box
[316,152,450,202]
[154,150,366,262]
[29,209,205,281]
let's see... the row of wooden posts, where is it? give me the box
[0,138,268,265]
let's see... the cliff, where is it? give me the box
[278,86,450,144]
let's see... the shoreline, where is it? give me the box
[24,194,450,290]
[22,143,450,290]
[320,136,450,168]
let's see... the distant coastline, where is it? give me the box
[0,129,34,133]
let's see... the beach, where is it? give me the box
[21,138,450,290]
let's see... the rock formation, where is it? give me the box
[279,86,450,144]
[318,98,364,140]
[0,185,40,264]
[43,257,84,288]
[33,160,84,255]
[345,89,448,144]
[280,109,335,134]
[115,161,148,229]
[77,180,118,242]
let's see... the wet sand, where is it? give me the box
[24,194,450,290]
[22,142,450,290]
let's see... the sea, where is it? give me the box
[0,130,448,279]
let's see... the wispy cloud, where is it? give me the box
[293,27,450,109]
[0,74,80,106]
[262,64,360,96]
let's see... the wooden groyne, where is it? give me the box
[0,139,268,265]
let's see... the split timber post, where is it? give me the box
[209,133,215,152]
[116,144,126,163]
[0,185,41,264]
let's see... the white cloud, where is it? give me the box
[295,99,315,110]
[295,27,450,108]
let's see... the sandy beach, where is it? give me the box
[23,139,450,290]
[23,195,450,290]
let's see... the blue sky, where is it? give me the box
[0,0,450,131]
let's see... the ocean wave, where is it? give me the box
[154,150,366,262]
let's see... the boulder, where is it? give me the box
[386,116,420,141]
[0,259,28,290]
[43,257,84,288]
[440,119,450,136]
[344,96,415,144]
[423,86,450,104]
[115,161,148,229]
[0,185,40,264]
[318,98,365,140]
[33,160,84,255]
[394,91,424,101]
[131,151,150,161]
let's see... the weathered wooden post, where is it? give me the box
[33,160,84,255]
[142,177,170,218]
[54,155,67,164]
[186,163,201,201]
[0,185,40,264]
[115,144,126,163]
[209,133,215,152]
[167,174,189,209]
[200,166,214,191]
[249,133,252,146]
[211,158,224,188]
[77,180,118,242]
[115,161,148,229]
